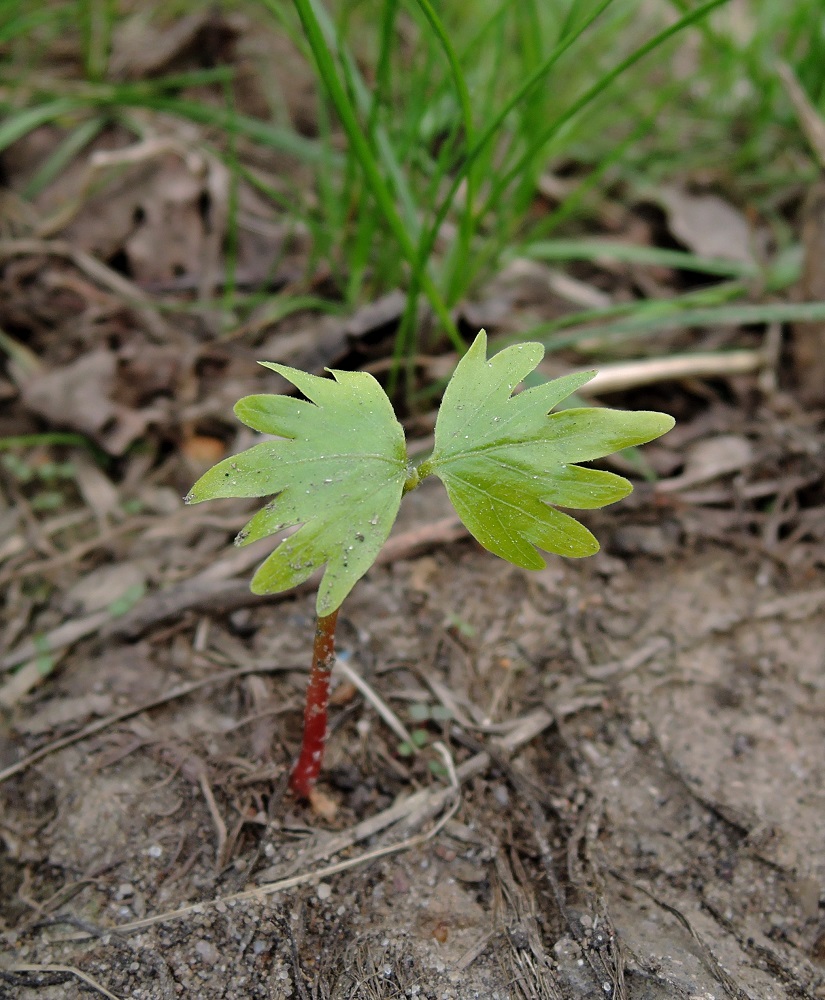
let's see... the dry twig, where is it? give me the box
[7,964,123,1000]
[105,751,462,934]
[0,238,170,340]
[333,657,414,746]
[0,662,295,784]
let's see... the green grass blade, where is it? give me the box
[79,0,115,82]
[23,115,105,198]
[297,0,419,234]
[540,300,825,352]
[113,94,332,166]
[527,82,677,240]
[455,81,678,295]
[0,98,88,153]
[412,0,476,304]
[0,87,331,167]
[413,0,616,300]
[367,0,399,142]
[0,2,53,44]
[479,0,732,220]
[501,282,747,348]
[519,240,762,279]
[102,67,236,90]
[289,0,463,351]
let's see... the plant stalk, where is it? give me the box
[289,609,339,799]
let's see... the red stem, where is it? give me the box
[289,609,339,799]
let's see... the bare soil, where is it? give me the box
[2,473,825,998]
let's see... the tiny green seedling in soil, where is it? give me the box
[187,331,674,799]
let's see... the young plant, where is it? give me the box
[186,331,674,799]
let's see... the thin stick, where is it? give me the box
[257,712,554,883]
[9,964,123,1000]
[69,714,552,936]
[198,771,228,868]
[289,609,339,799]
[1,609,111,673]
[570,349,766,396]
[112,762,461,934]
[334,657,414,746]
[0,662,294,785]
[0,238,169,340]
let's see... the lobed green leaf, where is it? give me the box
[187,364,408,615]
[188,330,676,611]
[421,331,674,568]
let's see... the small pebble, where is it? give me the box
[195,939,219,964]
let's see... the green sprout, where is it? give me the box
[187,331,674,799]
[398,703,453,759]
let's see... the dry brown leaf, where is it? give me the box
[123,155,218,287]
[73,452,122,523]
[20,348,173,454]
[110,9,238,79]
[656,434,754,493]
[656,185,755,264]
[308,787,339,821]
[59,562,147,617]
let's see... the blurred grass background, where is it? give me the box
[2,0,824,369]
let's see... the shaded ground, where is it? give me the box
[2,7,825,999]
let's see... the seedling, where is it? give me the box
[398,703,454,761]
[187,331,674,799]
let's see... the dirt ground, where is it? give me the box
[2,7,825,998]
[2,468,825,999]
